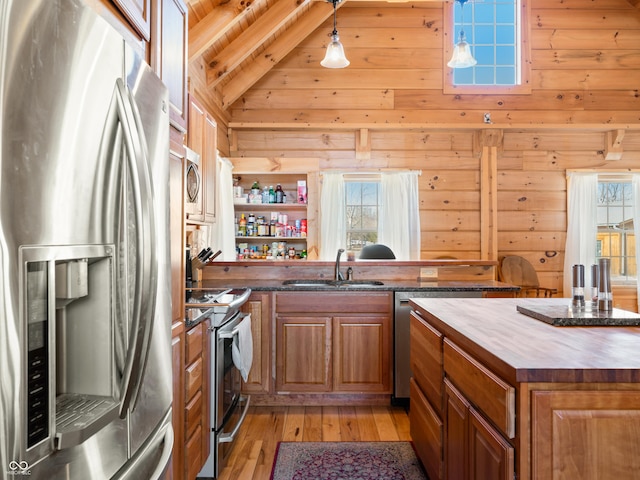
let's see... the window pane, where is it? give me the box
[475,45,495,64]
[362,183,378,205]
[474,3,495,22]
[362,206,378,230]
[496,3,514,22]
[496,25,514,44]
[475,25,495,44]
[496,46,515,65]
[475,66,495,84]
[496,67,515,84]
[346,205,361,229]
[346,184,361,203]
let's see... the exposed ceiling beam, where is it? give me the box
[188,0,264,63]
[220,1,336,108]
[207,0,311,88]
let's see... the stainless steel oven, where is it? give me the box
[211,311,251,474]
[188,288,252,479]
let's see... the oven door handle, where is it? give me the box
[218,324,241,339]
[219,395,251,444]
[217,312,249,338]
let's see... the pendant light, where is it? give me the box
[447,0,477,69]
[321,0,350,69]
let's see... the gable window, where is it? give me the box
[444,0,531,94]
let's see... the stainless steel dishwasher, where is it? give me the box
[393,290,482,404]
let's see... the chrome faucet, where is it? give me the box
[334,248,345,281]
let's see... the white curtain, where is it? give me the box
[319,172,346,260]
[212,156,236,260]
[563,172,598,297]
[633,174,640,311]
[379,171,421,260]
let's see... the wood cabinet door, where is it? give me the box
[468,407,514,480]
[185,424,202,480]
[168,139,185,323]
[201,319,211,469]
[410,378,443,480]
[275,316,332,392]
[186,97,205,222]
[531,389,640,480]
[241,292,272,394]
[203,113,217,223]
[333,315,391,392]
[445,379,469,480]
[445,378,514,480]
[171,322,185,480]
[411,311,444,413]
[112,0,151,41]
[153,0,187,131]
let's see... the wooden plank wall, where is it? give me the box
[187,0,640,299]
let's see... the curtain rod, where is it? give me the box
[566,168,640,173]
[320,169,422,176]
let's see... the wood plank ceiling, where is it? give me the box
[186,0,640,112]
[185,0,449,109]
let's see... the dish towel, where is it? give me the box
[232,314,253,382]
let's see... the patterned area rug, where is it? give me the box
[270,441,428,480]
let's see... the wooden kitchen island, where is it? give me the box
[409,297,640,480]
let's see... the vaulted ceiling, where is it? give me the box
[185,0,640,113]
[185,0,447,110]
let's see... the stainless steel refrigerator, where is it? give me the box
[0,0,174,478]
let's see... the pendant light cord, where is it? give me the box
[332,0,338,36]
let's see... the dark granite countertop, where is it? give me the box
[190,279,519,293]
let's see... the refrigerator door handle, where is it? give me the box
[113,78,158,417]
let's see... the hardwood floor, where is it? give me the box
[218,405,412,480]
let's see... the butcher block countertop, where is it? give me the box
[409,297,640,384]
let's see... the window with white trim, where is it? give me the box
[345,178,380,253]
[444,0,530,94]
[597,175,636,283]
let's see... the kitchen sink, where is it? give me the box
[282,279,384,287]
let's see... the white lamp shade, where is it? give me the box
[447,35,477,69]
[321,34,350,69]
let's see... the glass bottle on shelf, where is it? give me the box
[268,185,275,204]
[238,214,247,236]
[275,184,284,203]
[251,180,260,195]
[247,213,256,236]
[262,186,269,204]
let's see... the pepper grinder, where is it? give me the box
[571,264,585,311]
[590,264,599,305]
[598,258,613,312]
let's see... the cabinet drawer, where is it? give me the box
[410,378,443,480]
[185,389,203,439]
[275,291,391,314]
[185,424,203,480]
[185,356,203,402]
[186,322,204,365]
[410,311,443,414]
[443,339,515,439]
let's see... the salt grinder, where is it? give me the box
[598,258,613,312]
[572,264,585,311]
